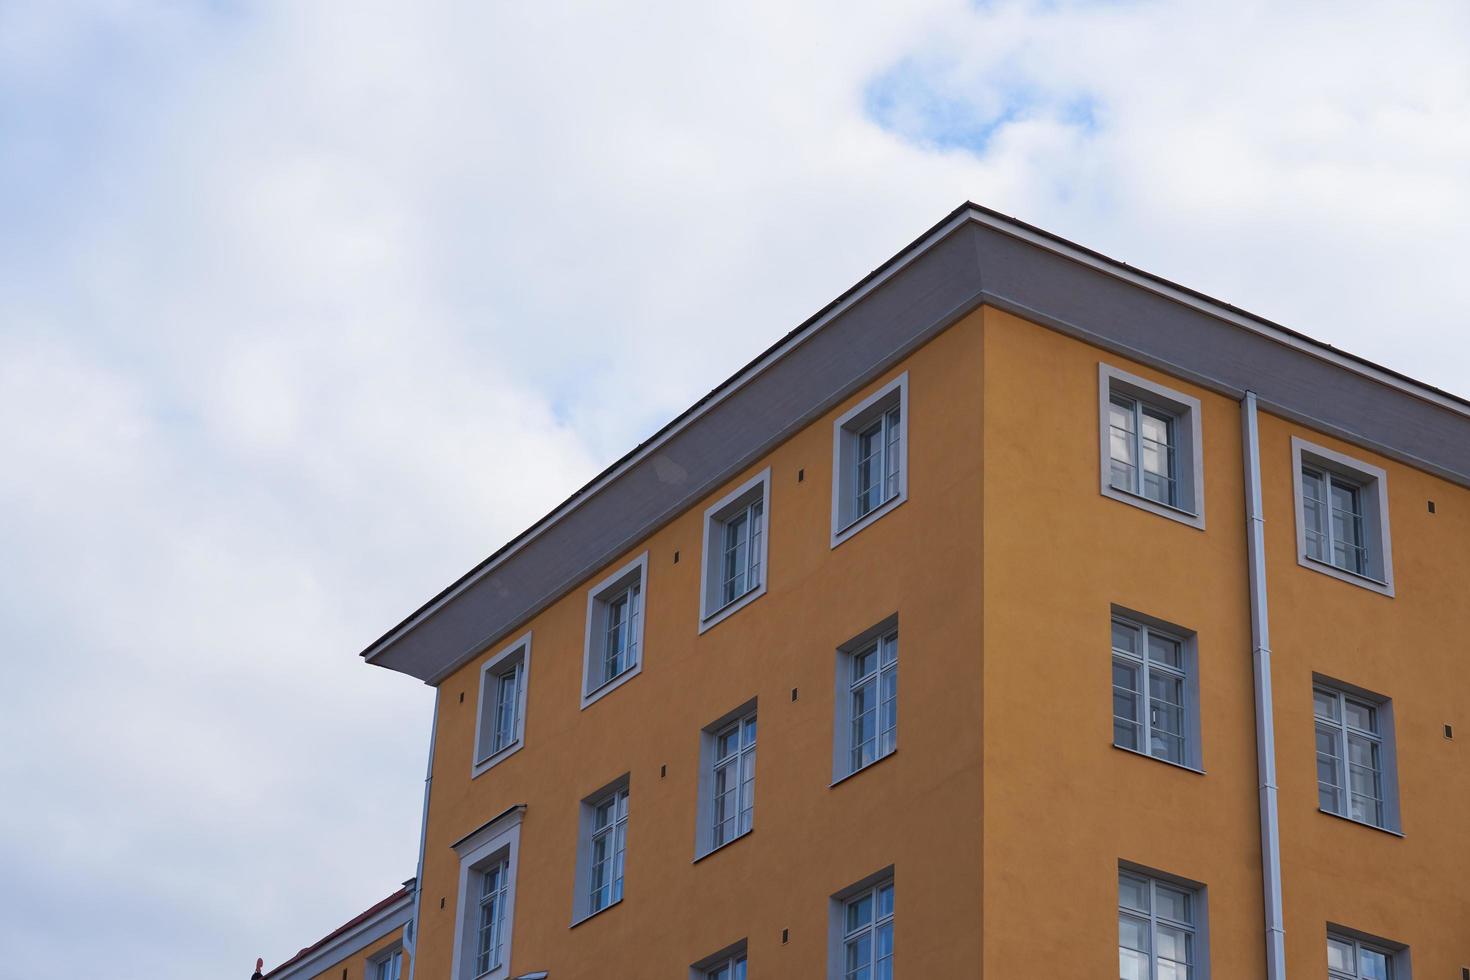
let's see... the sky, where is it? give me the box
[1,1,1467,977]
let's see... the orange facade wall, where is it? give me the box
[416,314,987,977]
[411,302,1469,977]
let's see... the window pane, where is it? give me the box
[1326,937,1354,973]
[1118,874,1150,913]
[1314,687,1339,722]
[1156,923,1191,961]
[1154,884,1190,924]
[1347,733,1378,770]
[875,920,894,980]
[1140,408,1175,505]
[878,882,894,917]
[1358,947,1391,980]
[1119,949,1150,980]
[1112,620,1140,655]
[1110,397,1138,492]
[1345,699,1377,733]
[846,893,873,932]
[1118,912,1150,951]
[1148,632,1182,670]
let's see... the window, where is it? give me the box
[572,776,630,923]
[1098,364,1205,528]
[699,469,771,631]
[705,955,746,980]
[589,789,629,912]
[1328,930,1408,979]
[831,373,908,546]
[840,880,894,980]
[695,701,757,858]
[691,942,749,980]
[832,619,898,782]
[370,948,403,980]
[449,805,522,980]
[1291,437,1394,595]
[1111,612,1201,770]
[580,554,648,708]
[1314,680,1400,832]
[474,860,511,976]
[1118,869,1203,980]
[472,632,531,776]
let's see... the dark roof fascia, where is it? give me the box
[360,203,983,676]
[361,203,1470,684]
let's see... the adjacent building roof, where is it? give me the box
[361,202,1470,684]
[264,879,415,979]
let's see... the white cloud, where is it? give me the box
[2,1,1467,976]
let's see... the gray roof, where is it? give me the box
[362,202,1470,683]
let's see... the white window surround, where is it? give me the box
[1110,608,1204,773]
[571,774,631,925]
[449,806,524,980]
[831,616,899,785]
[1328,925,1411,979]
[1098,363,1206,529]
[368,944,404,980]
[698,469,772,633]
[472,631,532,778]
[1291,437,1395,596]
[689,939,748,980]
[1118,862,1211,980]
[1313,675,1402,835]
[580,553,649,709]
[826,867,894,980]
[694,699,758,860]
[831,373,908,548]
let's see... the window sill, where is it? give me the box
[1297,554,1395,597]
[1111,743,1205,775]
[830,747,896,788]
[1317,807,1403,838]
[692,828,752,864]
[1100,484,1205,530]
[569,898,623,929]
[471,738,524,779]
[830,492,907,549]
[580,664,641,710]
[698,582,768,635]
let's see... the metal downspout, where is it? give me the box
[406,689,440,980]
[1243,392,1287,978]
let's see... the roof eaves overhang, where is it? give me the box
[362,202,1470,684]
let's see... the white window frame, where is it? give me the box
[580,553,649,709]
[571,775,630,924]
[1110,609,1203,772]
[1327,926,1411,979]
[367,944,404,980]
[1313,676,1401,834]
[831,617,899,784]
[472,631,532,778]
[449,806,523,980]
[1291,437,1394,596]
[1118,864,1210,980]
[699,469,772,633]
[689,940,748,980]
[831,373,908,548]
[1098,363,1206,529]
[694,699,758,859]
[826,868,894,980]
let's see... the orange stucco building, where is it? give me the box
[348,204,1469,979]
